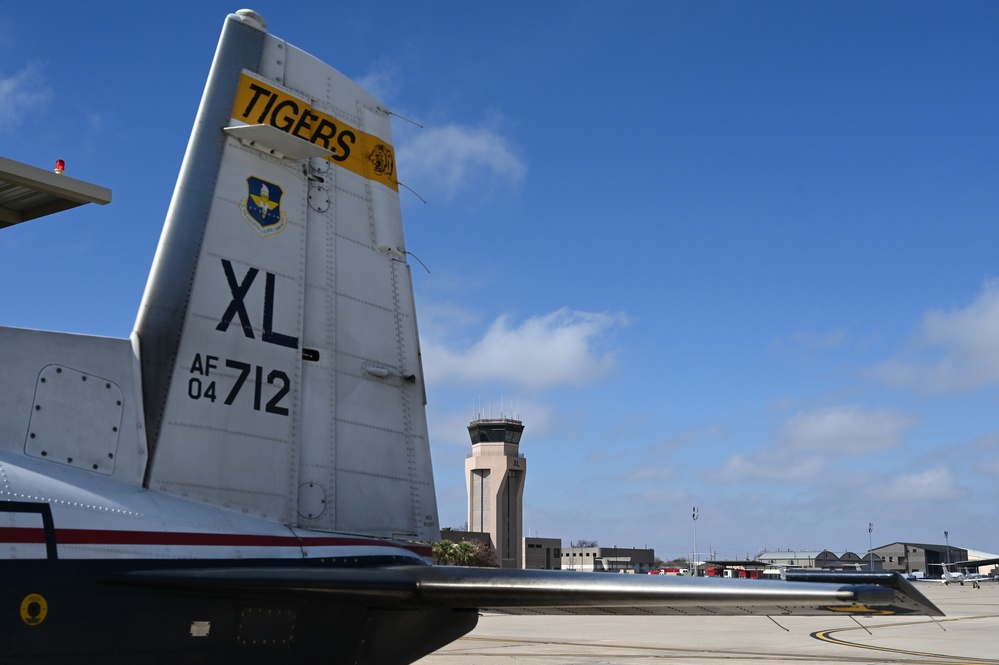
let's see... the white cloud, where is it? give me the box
[0,63,50,129]
[422,308,627,390]
[356,59,403,103]
[709,405,915,484]
[868,280,999,392]
[880,468,962,502]
[396,123,526,200]
[779,405,915,454]
[427,399,557,448]
[710,451,825,483]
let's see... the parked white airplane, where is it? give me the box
[931,562,994,585]
[0,9,942,664]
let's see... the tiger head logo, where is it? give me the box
[368,144,395,178]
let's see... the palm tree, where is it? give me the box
[433,538,498,567]
[432,539,456,565]
[453,541,477,566]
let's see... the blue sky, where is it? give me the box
[1,1,998,561]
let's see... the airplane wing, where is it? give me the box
[955,557,999,569]
[117,565,943,617]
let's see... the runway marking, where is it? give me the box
[427,615,999,664]
[812,614,999,665]
[438,635,916,661]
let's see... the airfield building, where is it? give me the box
[757,550,883,571]
[523,537,562,570]
[465,417,526,568]
[871,542,969,575]
[561,546,656,573]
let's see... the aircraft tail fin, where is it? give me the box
[133,10,437,538]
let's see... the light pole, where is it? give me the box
[868,522,874,570]
[692,506,699,577]
[944,531,950,565]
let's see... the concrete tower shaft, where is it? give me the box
[465,418,526,569]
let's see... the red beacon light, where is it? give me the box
[54,159,65,174]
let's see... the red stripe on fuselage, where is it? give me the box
[0,527,431,557]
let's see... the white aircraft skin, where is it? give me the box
[0,9,942,664]
[931,563,991,585]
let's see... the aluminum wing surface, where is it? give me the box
[119,566,943,617]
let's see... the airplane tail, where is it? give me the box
[133,10,437,539]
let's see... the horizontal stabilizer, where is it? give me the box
[118,565,943,617]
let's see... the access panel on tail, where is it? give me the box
[134,9,436,538]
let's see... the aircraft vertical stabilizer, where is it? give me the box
[134,10,437,538]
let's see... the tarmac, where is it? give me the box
[416,581,999,664]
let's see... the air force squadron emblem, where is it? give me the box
[239,176,288,237]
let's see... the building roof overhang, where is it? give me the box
[0,156,111,229]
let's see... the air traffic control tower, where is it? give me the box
[465,417,526,568]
